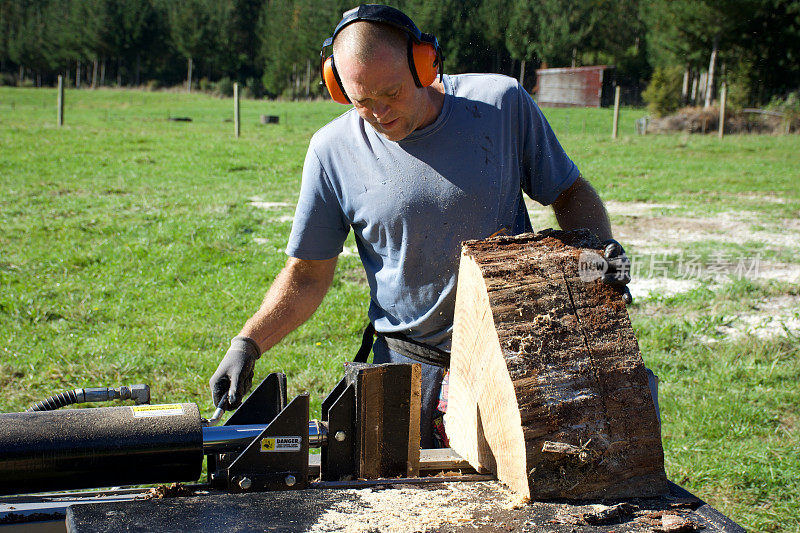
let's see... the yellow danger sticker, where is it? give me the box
[261,436,302,452]
[131,404,184,418]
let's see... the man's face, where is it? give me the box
[336,45,431,142]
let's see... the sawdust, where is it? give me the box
[307,482,514,533]
[144,483,194,499]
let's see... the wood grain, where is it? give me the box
[446,229,667,500]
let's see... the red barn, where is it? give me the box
[535,66,615,108]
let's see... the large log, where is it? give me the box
[446,229,667,500]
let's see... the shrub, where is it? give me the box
[145,79,162,91]
[243,77,264,99]
[724,62,754,109]
[198,77,212,93]
[766,91,800,117]
[766,91,800,132]
[214,77,234,97]
[642,66,683,117]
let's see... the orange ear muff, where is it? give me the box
[322,56,350,105]
[411,41,439,87]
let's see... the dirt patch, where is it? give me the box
[615,212,800,252]
[529,200,800,300]
[248,197,293,210]
[604,201,680,217]
[530,201,799,255]
[733,193,792,205]
[702,295,800,342]
[629,279,700,300]
[248,197,295,229]
[754,262,800,284]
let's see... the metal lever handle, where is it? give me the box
[205,399,227,427]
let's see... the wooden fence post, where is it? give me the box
[612,85,621,139]
[718,83,727,139]
[234,82,240,138]
[57,75,64,127]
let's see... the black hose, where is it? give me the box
[26,390,79,412]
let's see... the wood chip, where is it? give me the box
[581,502,637,525]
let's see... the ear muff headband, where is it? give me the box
[319,4,444,104]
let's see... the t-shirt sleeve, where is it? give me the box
[285,146,350,260]
[516,84,580,206]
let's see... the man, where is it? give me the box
[210,5,638,447]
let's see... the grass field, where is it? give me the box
[1,87,799,531]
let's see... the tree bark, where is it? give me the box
[305,58,311,98]
[446,230,667,500]
[681,67,689,104]
[76,60,81,89]
[519,60,526,90]
[704,36,719,108]
[92,60,98,89]
[100,59,105,86]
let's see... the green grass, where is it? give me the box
[2,87,799,531]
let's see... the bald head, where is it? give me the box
[332,21,408,66]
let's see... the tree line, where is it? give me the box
[1,0,798,106]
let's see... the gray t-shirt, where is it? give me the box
[286,73,579,350]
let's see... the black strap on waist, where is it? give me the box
[353,322,450,368]
[354,323,376,363]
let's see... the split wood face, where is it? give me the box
[446,229,667,500]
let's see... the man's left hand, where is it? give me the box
[601,239,633,305]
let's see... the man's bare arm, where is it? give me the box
[241,256,338,353]
[551,176,613,241]
[209,256,337,408]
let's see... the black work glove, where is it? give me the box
[209,336,261,410]
[601,239,633,305]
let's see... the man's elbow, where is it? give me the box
[283,256,338,293]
